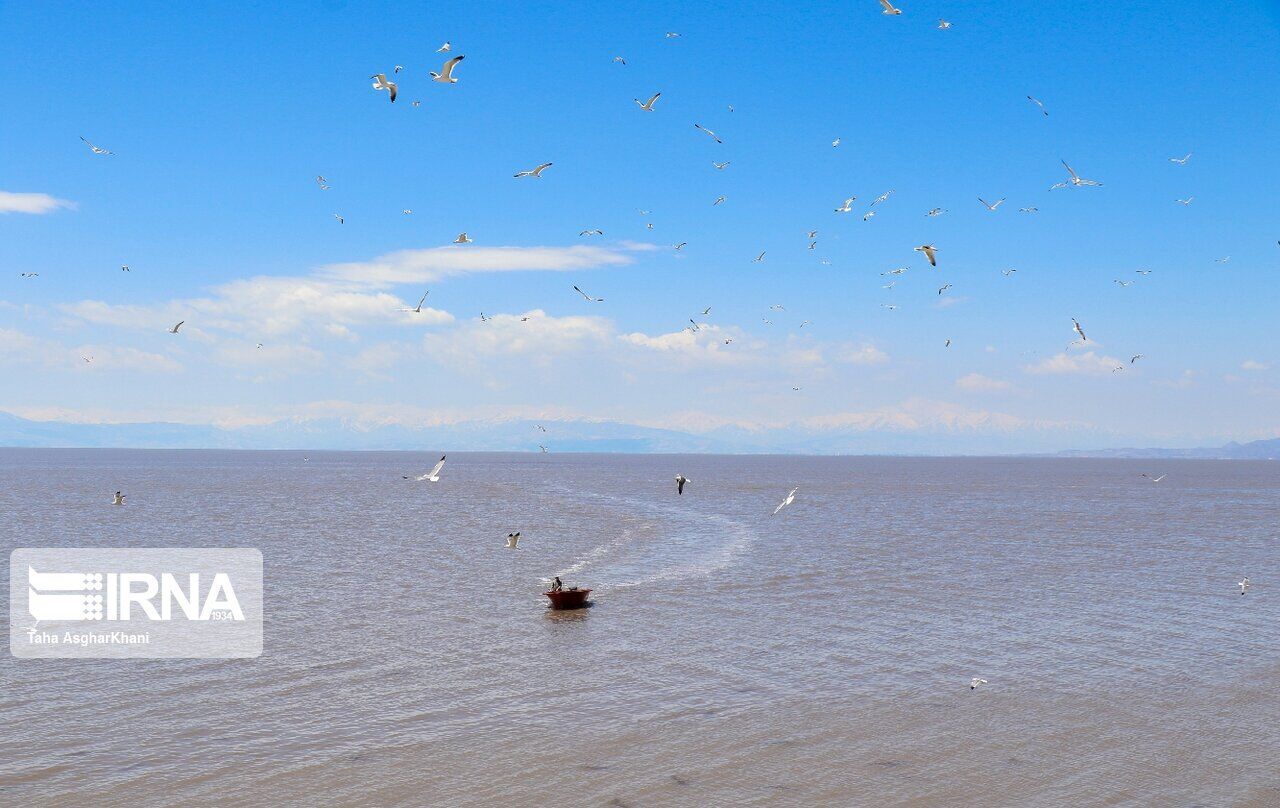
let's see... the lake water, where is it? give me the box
[1,449,1277,806]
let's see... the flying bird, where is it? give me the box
[634,92,661,111]
[937,283,952,295]
[773,487,798,515]
[879,0,903,15]
[573,285,604,302]
[835,197,856,213]
[926,208,947,217]
[1027,96,1048,116]
[430,55,465,83]
[316,175,330,190]
[752,251,766,263]
[506,532,521,549]
[978,197,1005,211]
[393,65,404,73]
[80,136,114,155]
[937,19,952,29]
[168,321,184,334]
[701,307,712,316]
[713,161,730,170]
[333,214,344,224]
[862,211,876,221]
[437,42,451,52]
[665,31,681,38]
[1002,269,1018,276]
[112,491,126,506]
[454,232,473,244]
[402,209,413,215]
[370,73,398,102]
[713,196,725,205]
[1130,354,1144,363]
[674,242,687,250]
[914,244,938,266]
[1072,318,1087,341]
[1141,473,1166,482]
[1239,577,1251,595]
[121,265,130,272]
[1019,207,1038,213]
[400,291,430,313]
[514,162,553,178]
[404,455,447,482]
[832,137,841,147]
[871,190,894,206]
[580,229,604,236]
[675,474,689,495]
[970,678,988,690]
[1176,197,1194,205]
[613,56,626,65]
[1054,160,1103,189]
[1169,153,1192,165]
[693,123,722,143]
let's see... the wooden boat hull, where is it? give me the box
[544,588,592,610]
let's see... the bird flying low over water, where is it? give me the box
[370,73,398,102]
[971,678,988,690]
[635,92,661,111]
[1239,577,1251,595]
[506,532,521,549]
[773,487,798,515]
[675,474,689,495]
[914,244,938,266]
[1141,473,1166,482]
[430,55,465,83]
[405,455,447,482]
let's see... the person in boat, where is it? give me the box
[551,576,563,592]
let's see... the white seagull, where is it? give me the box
[879,0,903,15]
[713,161,730,170]
[80,136,114,155]
[938,19,952,29]
[580,228,604,236]
[514,162,553,178]
[400,291,430,313]
[168,321,184,334]
[370,73,398,102]
[573,285,604,302]
[454,232,473,244]
[1169,153,1192,165]
[506,532,521,549]
[926,208,947,217]
[1141,473,1166,482]
[835,197,856,213]
[405,455,447,482]
[1238,577,1251,595]
[914,244,938,266]
[1052,160,1103,189]
[970,678,988,690]
[1072,317,1087,342]
[1027,96,1048,116]
[437,42,451,52]
[430,55,465,83]
[693,123,722,143]
[978,197,1005,211]
[773,487,798,515]
[635,92,661,111]
[1176,197,1194,205]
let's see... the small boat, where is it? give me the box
[544,587,592,610]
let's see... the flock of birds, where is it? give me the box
[55,5,1262,693]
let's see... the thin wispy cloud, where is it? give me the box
[1023,351,1124,377]
[956,373,1014,392]
[0,191,75,215]
[320,244,648,286]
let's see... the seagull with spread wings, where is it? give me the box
[514,162,553,178]
[879,0,903,15]
[573,285,604,302]
[914,244,938,266]
[635,92,661,111]
[773,487,799,515]
[430,55,465,83]
[693,123,723,143]
[978,197,1005,211]
[404,455,447,482]
[370,73,398,102]
[80,136,114,155]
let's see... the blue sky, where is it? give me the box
[1,0,1277,450]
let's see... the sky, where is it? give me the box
[1,0,1278,452]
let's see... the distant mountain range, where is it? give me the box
[0,411,1274,457]
[1054,439,1280,460]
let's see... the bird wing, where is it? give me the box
[1062,160,1079,180]
[879,0,895,10]
[440,55,464,79]
[429,456,446,478]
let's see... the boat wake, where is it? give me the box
[543,488,757,593]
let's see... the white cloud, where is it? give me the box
[1241,360,1269,371]
[0,328,180,373]
[956,373,1014,392]
[1023,350,1124,377]
[422,310,612,364]
[320,244,644,286]
[834,342,889,366]
[0,191,74,215]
